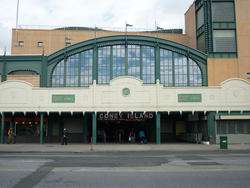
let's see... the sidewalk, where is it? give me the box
[1,143,250,153]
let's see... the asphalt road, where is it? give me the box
[0,151,250,188]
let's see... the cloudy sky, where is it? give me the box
[0,0,194,55]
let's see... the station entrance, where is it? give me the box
[97,112,156,143]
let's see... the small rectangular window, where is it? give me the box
[18,41,24,47]
[247,73,250,79]
[38,42,43,47]
[65,42,71,47]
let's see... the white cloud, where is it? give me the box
[0,0,194,54]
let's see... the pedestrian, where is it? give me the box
[61,128,69,145]
[139,130,146,144]
[129,128,135,143]
[7,128,15,144]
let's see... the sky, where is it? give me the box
[0,0,194,55]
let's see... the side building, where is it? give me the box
[0,0,250,144]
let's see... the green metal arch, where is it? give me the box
[48,35,207,64]
[48,35,208,86]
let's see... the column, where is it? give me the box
[1,113,5,144]
[156,112,161,144]
[207,111,216,144]
[83,114,88,143]
[40,113,44,144]
[92,112,97,144]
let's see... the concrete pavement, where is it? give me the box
[1,143,250,153]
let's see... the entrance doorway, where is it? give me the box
[97,112,155,143]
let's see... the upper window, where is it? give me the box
[38,42,43,47]
[197,33,205,53]
[19,41,24,47]
[196,7,204,29]
[247,73,250,79]
[212,2,235,22]
[213,30,236,52]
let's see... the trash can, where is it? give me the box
[220,136,228,149]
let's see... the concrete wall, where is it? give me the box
[11,29,187,55]
[0,77,249,113]
[7,75,40,87]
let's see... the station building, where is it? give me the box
[0,0,250,144]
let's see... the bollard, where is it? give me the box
[90,136,94,151]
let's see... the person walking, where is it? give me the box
[7,128,15,144]
[61,128,69,145]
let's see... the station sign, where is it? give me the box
[98,112,154,121]
[52,94,75,103]
[178,94,202,103]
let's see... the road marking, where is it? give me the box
[0,169,35,172]
[1,168,250,173]
[52,168,250,173]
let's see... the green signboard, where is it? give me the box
[52,95,75,103]
[178,94,202,103]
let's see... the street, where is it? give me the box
[0,151,250,188]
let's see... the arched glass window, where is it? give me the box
[52,49,93,87]
[160,49,202,86]
[52,45,203,87]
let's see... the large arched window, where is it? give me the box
[51,44,202,87]
[160,49,202,86]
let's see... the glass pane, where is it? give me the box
[160,49,173,86]
[98,46,111,84]
[128,45,140,79]
[142,46,155,84]
[113,45,125,79]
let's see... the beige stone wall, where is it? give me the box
[11,29,187,55]
[184,2,197,49]
[235,0,250,82]
[207,58,239,86]
[7,75,40,87]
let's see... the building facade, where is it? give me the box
[0,0,250,144]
